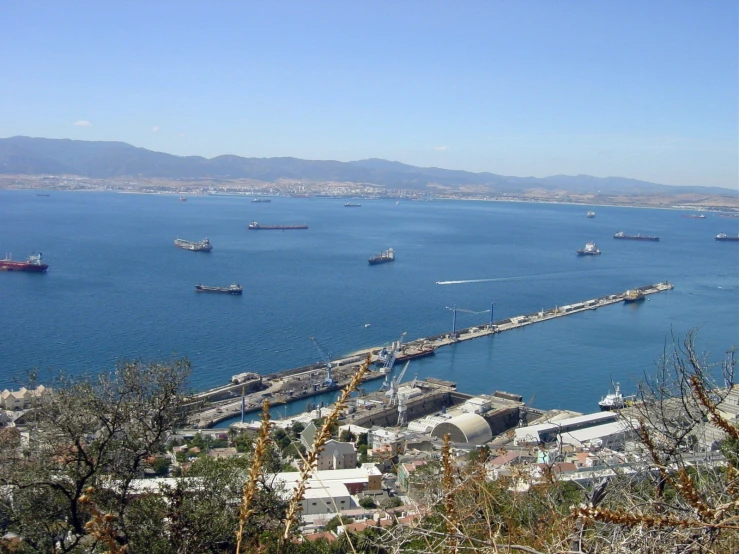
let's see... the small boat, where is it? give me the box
[369,248,395,265]
[195,283,243,294]
[682,214,706,219]
[586,211,596,218]
[174,238,213,252]
[716,233,739,242]
[179,197,187,202]
[576,241,601,256]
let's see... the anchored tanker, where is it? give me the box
[248,221,308,230]
[368,248,395,265]
[195,283,243,294]
[0,253,48,272]
[174,237,213,252]
[576,242,601,256]
[613,231,659,242]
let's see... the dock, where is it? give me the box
[188,282,673,427]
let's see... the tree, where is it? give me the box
[358,444,369,464]
[378,497,402,509]
[0,359,190,553]
[358,496,377,509]
[324,515,354,533]
[126,456,288,554]
[290,421,306,438]
[339,429,356,443]
[151,457,171,476]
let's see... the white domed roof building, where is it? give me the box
[430,412,493,445]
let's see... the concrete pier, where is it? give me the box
[189,282,673,427]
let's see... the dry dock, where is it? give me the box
[189,282,673,427]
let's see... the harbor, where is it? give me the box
[188,282,674,428]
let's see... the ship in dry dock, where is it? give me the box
[623,289,646,303]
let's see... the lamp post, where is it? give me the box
[445,306,458,339]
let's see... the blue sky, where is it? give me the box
[1,1,736,188]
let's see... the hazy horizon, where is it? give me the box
[1,1,736,189]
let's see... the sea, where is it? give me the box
[1,190,737,422]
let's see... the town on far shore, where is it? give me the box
[1,173,738,211]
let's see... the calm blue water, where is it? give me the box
[1,191,737,416]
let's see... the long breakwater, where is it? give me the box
[190,282,674,427]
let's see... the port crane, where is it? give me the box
[445,304,493,338]
[309,337,335,387]
[385,360,410,407]
[379,331,407,373]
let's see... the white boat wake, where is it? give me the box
[436,278,500,285]
[436,269,609,285]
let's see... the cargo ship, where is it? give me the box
[174,238,213,252]
[623,289,646,303]
[251,198,271,203]
[368,248,395,265]
[248,221,308,230]
[576,242,601,256]
[195,283,243,294]
[344,203,361,207]
[0,253,48,272]
[716,233,739,242]
[613,231,660,242]
[682,214,706,219]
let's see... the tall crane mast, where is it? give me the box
[309,337,335,387]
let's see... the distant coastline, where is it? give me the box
[4,179,738,211]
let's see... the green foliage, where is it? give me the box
[379,497,402,509]
[357,433,369,447]
[282,442,307,460]
[273,427,292,450]
[358,496,377,509]
[358,444,369,463]
[291,421,306,437]
[324,515,354,532]
[151,457,171,476]
[233,432,254,453]
[339,429,356,443]
[0,359,191,553]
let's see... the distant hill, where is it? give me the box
[0,136,735,196]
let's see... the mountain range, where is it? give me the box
[0,136,734,196]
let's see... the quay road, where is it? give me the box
[189,282,673,428]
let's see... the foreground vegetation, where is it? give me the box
[1,334,737,553]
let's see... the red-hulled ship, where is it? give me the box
[0,253,48,272]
